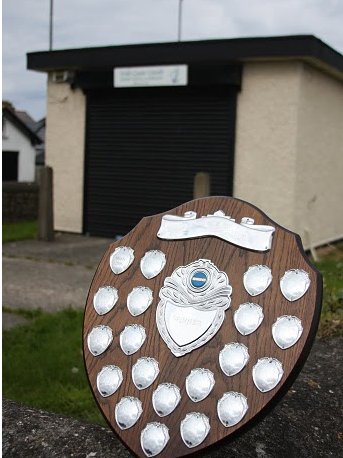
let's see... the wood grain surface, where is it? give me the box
[83,196,322,458]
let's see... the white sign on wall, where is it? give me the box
[114,65,188,88]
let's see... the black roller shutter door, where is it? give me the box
[84,86,237,237]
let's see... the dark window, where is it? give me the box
[3,151,19,181]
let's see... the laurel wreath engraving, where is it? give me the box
[159,259,232,311]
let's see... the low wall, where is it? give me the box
[3,182,39,223]
[2,337,342,458]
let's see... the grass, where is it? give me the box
[3,220,38,243]
[2,308,105,425]
[2,244,342,424]
[315,243,343,337]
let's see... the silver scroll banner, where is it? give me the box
[157,210,275,251]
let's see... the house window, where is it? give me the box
[3,151,19,181]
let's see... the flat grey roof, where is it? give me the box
[27,35,343,80]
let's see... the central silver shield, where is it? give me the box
[156,259,232,357]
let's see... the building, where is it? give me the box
[27,35,343,247]
[32,118,46,166]
[2,102,42,182]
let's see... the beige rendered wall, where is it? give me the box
[45,77,86,232]
[234,61,301,230]
[234,61,343,247]
[294,64,343,247]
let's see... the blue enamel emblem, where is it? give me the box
[191,271,208,288]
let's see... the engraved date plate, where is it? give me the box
[83,196,322,458]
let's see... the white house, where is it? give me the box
[2,103,42,182]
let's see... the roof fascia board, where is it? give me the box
[27,35,343,79]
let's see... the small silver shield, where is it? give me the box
[156,259,232,357]
[115,397,143,430]
[110,246,134,274]
[280,269,311,301]
[140,250,166,279]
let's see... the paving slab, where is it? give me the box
[3,233,112,268]
[2,313,30,331]
[3,257,95,311]
[3,234,113,314]
[2,337,342,457]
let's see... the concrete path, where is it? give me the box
[3,233,111,268]
[3,234,112,328]
[2,314,30,330]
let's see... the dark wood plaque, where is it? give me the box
[83,197,322,457]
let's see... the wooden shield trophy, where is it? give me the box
[83,197,322,457]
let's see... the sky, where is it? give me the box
[3,0,343,120]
